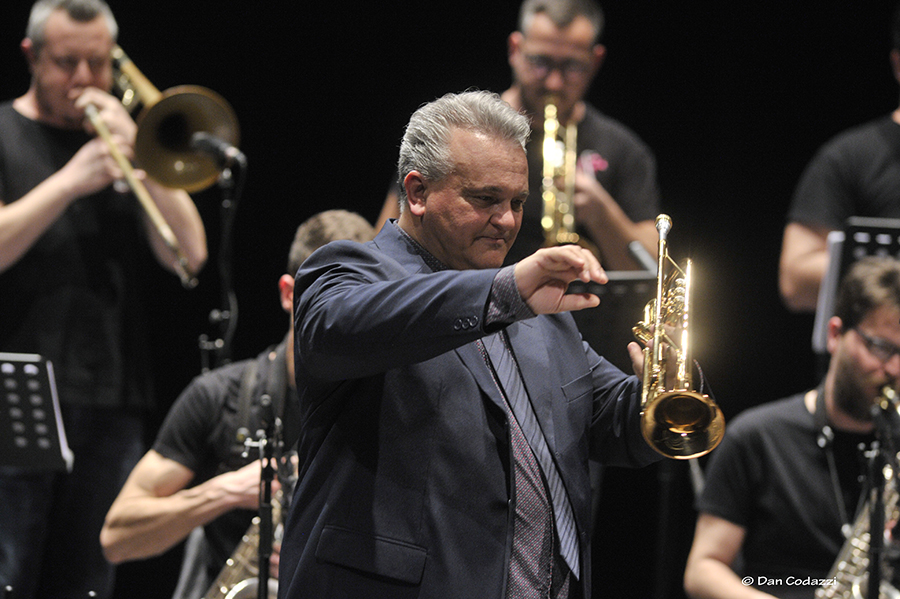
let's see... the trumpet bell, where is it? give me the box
[641,389,725,459]
[135,85,240,193]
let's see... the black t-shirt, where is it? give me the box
[698,393,873,598]
[0,101,152,409]
[506,103,661,264]
[153,344,299,583]
[788,115,900,230]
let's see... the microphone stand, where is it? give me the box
[240,391,278,599]
[868,438,886,599]
[198,153,247,372]
[869,394,900,599]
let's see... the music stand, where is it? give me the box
[813,217,900,353]
[570,270,657,373]
[0,352,73,472]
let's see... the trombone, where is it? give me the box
[84,45,241,288]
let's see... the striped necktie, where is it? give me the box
[480,331,580,580]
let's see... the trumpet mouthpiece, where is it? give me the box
[656,214,672,239]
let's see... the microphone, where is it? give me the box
[190,132,245,169]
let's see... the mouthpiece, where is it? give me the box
[656,214,672,240]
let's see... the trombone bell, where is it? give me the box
[135,85,240,193]
[112,45,241,193]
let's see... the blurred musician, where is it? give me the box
[779,3,900,312]
[684,257,900,599]
[375,0,661,271]
[101,211,375,599]
[0,1,207,597]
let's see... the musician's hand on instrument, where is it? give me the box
[628,341,645,378]
[75,87,137,147]
[270,540,281,579]
[572,169,612,227]
[514,245,607,314]
[216,460,281,511]
[58,136,128,196]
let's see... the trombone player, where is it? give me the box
[0,1,206,598]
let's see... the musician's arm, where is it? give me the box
[683,513,777,599]
[573,168,658,270]
[100,449,265,563]
[779,221,831,312]
[141,178,207,276]
[0,135,120,273]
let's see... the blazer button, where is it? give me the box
[453,319,463,331]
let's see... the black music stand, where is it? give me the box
[813,216,900,354]
[570,270,657,373]
[0,352,73,472]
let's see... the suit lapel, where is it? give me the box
[455,341,507,413]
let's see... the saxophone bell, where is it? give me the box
[202,491,283,599]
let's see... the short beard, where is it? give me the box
[831,350,877,423]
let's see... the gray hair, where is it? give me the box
[26,0,118,55]
[396,90,530,209]
[518,0,605,42]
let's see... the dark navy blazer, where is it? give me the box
[279,222,660,599]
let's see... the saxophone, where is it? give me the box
[202,491,283,599]
[816,387,900,599]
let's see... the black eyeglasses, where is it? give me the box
[523,54,592,80]
[854,328,900,362]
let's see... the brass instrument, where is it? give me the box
[110,45,240,193]
[632,214,724,459]
[202,491,282,599]
[85,45,241,288]
[817,386,900,599]
[541,98,580,247]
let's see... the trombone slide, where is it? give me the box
[84,103,198,288]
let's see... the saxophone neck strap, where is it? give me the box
[814,385,853,538]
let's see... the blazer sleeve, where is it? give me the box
[294,240,500,381]
[584,340,662,468]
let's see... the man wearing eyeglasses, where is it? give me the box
[376,0,660,271]
[498,0,660,268]
[684,256,900,599]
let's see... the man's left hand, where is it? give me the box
[514,245,607,314]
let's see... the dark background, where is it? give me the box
[3,1,899,597]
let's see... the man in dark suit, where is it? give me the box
[279,90,661,599]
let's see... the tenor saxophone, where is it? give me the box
[816,386,900,599]
[202,492,282,599]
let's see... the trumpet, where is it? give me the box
[632,214,725,459]
[540,98,580,247]
[85,45,241,288]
